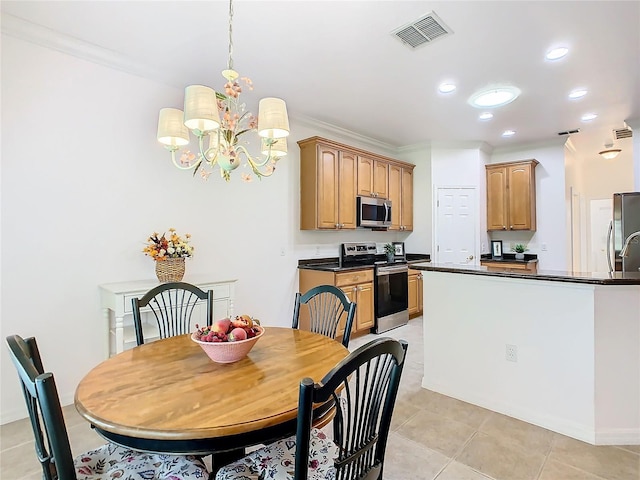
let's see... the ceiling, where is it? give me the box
[2,1,639,160]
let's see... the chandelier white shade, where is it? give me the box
[157,108,189,147]
[156,0,290,182]
[183,85,220,132]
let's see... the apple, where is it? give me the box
[228,327,247,342]
[212,318,231,334]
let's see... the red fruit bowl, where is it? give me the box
[191,326,265,363]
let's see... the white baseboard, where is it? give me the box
[594,428,640,445]
[421,377,639,446]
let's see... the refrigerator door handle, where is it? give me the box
[606,220,613,273]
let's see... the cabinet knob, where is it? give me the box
[503,226,506,230]
[510,225,513,229]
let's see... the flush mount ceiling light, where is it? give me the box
[438,82,457,93]
[569,89,587,99]
[581,113,598,122]
[502,130,516,137]
[479,112,493,120]
[156,0,290,183]
[599,141,621,160]
[468,86,521,108]
[546,46,569,60]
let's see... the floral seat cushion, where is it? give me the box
[215,428,338,480]
[75,443,209,479]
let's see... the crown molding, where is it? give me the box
[291,112,398,154]
[491,136,568,155]
[1,13,170,86]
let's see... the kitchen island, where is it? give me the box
[410,262,640,446]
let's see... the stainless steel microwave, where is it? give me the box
[357,196,392,227]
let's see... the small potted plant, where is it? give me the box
[384,243,395,263]
[513,243,527,260]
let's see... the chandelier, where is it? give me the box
[156,0,289,182]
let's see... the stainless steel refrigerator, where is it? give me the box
[607,192,640,272]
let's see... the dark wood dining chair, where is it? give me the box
[292,284,356,347]
[132,281,213,345]
[5,334,209,480]
[215,336,408,480]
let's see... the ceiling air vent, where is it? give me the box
[392,11,452,49]
[557,129,580,136]
[614,127,633,140]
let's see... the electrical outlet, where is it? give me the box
[315,246,321,256]
[280,247,285,256]
[541,243,547,251]
[506,344,518,362]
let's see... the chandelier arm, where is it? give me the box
[168,148,201,171]
[235,145,278,177]
[198,133,220,168]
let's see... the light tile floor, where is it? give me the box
[2,319,639,479]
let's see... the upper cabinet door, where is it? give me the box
[401,167,413,231]
[316,145,340,229]
[486,167,508,230]
[388,165,401,230]
[373,160,388,199]
[357,157,388,198]
[338,150,358,229]
[357,156,374,196]
[508,162,537,230]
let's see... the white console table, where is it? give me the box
[99,276,237,358]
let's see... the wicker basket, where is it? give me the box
[155,257,185,283]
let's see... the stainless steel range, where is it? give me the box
[340,242,409,334]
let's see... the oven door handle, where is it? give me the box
[376,265,408,275]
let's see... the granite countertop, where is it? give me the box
[479,253,538,264]
[298,254,431,272]
[410,261,640,285]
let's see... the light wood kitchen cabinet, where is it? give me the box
[486,159,538,231]
[299,268,375,337]
[480,260,538,273]
[357,156,388,199]
[299,138,357,230]
[299,136,415,231]
[388,164,414,231]
[408,269,423,317]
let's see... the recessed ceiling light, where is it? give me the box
[502,130,516,137]
[438,83,457,93]
[479,112,493,120]
[581,113,597,122]
[468,86,521,108]
[569,89,587,99]
[546,47,569,60]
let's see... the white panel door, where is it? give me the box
[590,198,613,273]
[436,187,477,265]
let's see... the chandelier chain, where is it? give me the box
[227,0,234,71]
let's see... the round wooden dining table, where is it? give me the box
[74,327,349,459]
